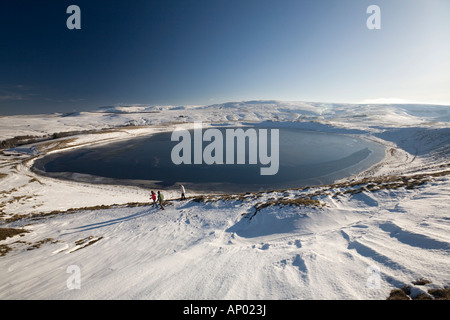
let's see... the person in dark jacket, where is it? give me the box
[179,184,186,200]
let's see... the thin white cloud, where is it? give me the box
[360,98,415,104]
[0,85,37,101]
[0,93,25,101]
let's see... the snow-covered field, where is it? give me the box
[0,101,449,300]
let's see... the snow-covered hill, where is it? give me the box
[0,101,449,300]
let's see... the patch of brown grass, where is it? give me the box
[27,238,58,251]
[28,177,44,185]
[0,228,29,241]
[3,201,161,223]
[71,236,103,253]
[255,197,324,213]
[191,193,253,203]
[387,288,410,300]
[0,228,30,257]
[387,279,450,300]
[412,278,432,286]
[0,244,12,257]
[428,287,450,300]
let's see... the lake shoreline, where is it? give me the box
[30,125,387,194]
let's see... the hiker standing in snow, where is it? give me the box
[157,191,165,210]
[180,184,186,200]
[150,191,157,208]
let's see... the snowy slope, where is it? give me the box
[0,101,449,300]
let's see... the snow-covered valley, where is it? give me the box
[0,101,449,300]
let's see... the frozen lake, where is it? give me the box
[34,127,385,193]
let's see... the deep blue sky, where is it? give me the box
[1,0,449,115]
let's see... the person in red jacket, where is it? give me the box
[150,191,157,208]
